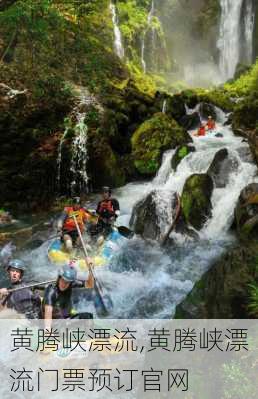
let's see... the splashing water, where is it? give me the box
[110,2,124,59]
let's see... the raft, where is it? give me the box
[48,229,123,270]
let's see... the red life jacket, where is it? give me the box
[207,120,216,130]
[98,200,115,217]
[198,126,206,136]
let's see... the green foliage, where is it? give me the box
[225,60,258,97]
[247,283,258,317]
[178,146,188,159]
[132,112,190,175]
[33,76,73,102]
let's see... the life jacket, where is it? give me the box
[198,126,206,136]
[63,207,89,232]
[207,120,216,130]
[98,200,115,218]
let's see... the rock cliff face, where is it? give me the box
[175,242,258,318]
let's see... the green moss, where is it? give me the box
[181,174,213,230]
[131,112,191,175]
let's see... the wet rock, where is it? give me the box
[180,112,201,130]
[165,93,187,122]
[131,113,192,176]
[235,183,258,239]
[171,145,196,171]
[236,146,254,164]
[223,112,233,126]
[199,102,217,120]
[181,174,214,230]
[130,190,179,241]
[207,148,239,188]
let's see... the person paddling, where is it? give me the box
[43,265,94,328]
[0,259,42,318]
[206,115,216,131]
[57,197,91,253]
[194,122,207,137]
[90,187,120,238]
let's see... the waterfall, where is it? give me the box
[70,112,89,195]
[141,38,146,73]
[217,0,255,81]
[244,0,255,63]
[110,2,124,59]
[56,127,68,190]
[162,99,167,114]
[141,0,155,73]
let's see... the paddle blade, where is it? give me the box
[117,225,134,239]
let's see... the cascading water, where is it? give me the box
[110,2,124,59]
[56,126,68,190]
[70,112,89,195]
[217,0,255,81]
[162,99,167,114]
[244,0,255,63]
[21,108,258,319]
[141,0,156,73]
[104,107,258,318]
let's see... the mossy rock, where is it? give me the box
[131,112,192,176]
[232,96,258,131]
[235,183,258,239]
[171,145,195,171]
[88,134,125,188]
[181,173,214,230]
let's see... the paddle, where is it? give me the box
[0,279,56,307]
[72,215,110,316]
[161,193,181,247]
[6,279,56,294]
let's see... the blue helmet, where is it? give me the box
[7,259,25,274]
[59,265,77,282]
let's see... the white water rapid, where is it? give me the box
[25,108,258,319]
[217,0,255,81]
[110,2,124,59]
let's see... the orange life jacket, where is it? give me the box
[198,126,206,136]
[63,207,89,232]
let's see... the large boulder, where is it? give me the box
[131,113,192,176]
[130,190,179,241]
[171,144,196,171]
[199,102,217,120]
[181,174,214,230]
[235,183,258,239]
[175,241,258,319]
[180,112,201,130]
[207,148,239,188]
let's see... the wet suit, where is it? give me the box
[3,281,42,319]
[43,281,93,319]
